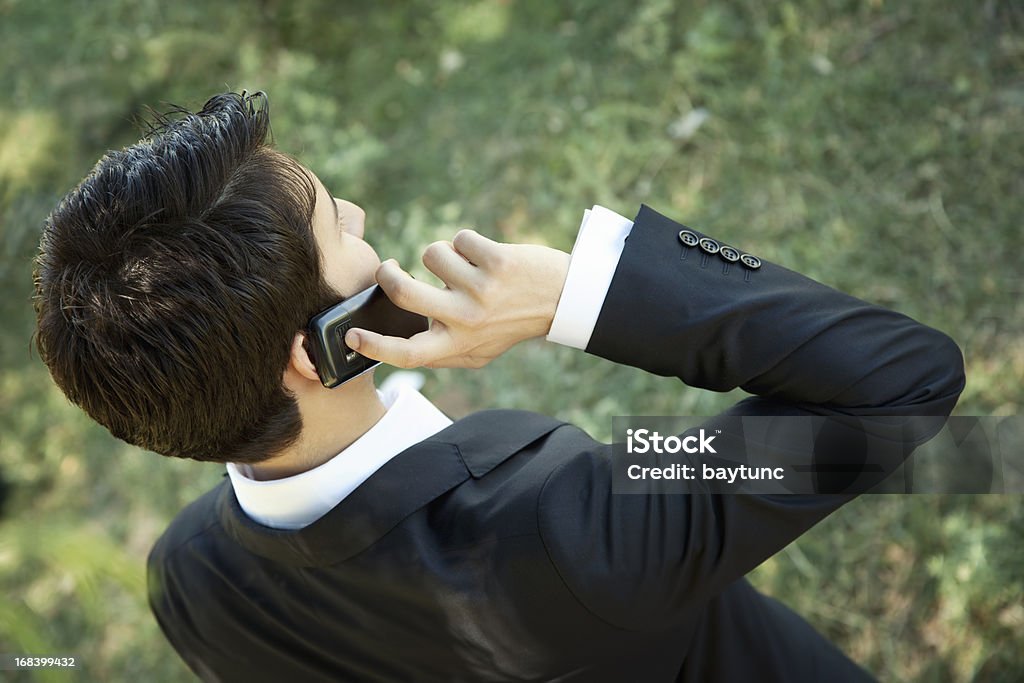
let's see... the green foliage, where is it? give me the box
[1,0,1021,680]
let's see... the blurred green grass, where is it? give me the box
[1,0,1021,680]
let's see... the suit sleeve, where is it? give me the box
[148,543,222,682]
[146,532,230,683]
[537,205,965,631]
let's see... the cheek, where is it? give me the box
[320,253,349,297]
[362,240,381,268]
[339,235,381,290]
[348,235,379,266]
[313,234,344,291]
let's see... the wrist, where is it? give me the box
[542,249,572,335]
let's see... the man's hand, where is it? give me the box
[345,230,570,369]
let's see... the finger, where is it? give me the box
[345,327,453,369]
[422,240,481,289]
[375,260,456,320]
[451,229,504,269]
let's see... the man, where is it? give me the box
[34,92,964,681]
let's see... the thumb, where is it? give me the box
[345,327,438,369]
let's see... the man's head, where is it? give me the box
[33,92,377,464]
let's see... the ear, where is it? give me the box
[285,332,321,383]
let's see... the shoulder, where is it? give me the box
[536,445,615,555]
[535,444,694,631]
[447,409,603,485]
[411,410,605,547]
[147,479,228,570]
[431,409,595,487]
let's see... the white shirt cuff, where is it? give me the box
[546,205,634,350]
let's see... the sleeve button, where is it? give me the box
[740,253,762,269]
[678,230,699,247]
[719,246,741,262]
[698,237,721,255]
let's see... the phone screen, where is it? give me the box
[306,284,429,388]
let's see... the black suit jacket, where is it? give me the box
[148,206,965,682]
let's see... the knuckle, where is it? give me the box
[489,247,511,273]
[462,306,487,328]
[475,278,498,302]
[385,277,408,304]
[386,343,416,369]
[354,340,377,359]
[422,241,447,267]
[452,230,478,257]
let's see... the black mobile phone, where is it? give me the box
[306,284,429,388]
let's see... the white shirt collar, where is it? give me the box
[226,379,452,530]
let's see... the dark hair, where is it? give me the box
[33,92,339,463]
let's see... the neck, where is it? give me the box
[247,372,386,481]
